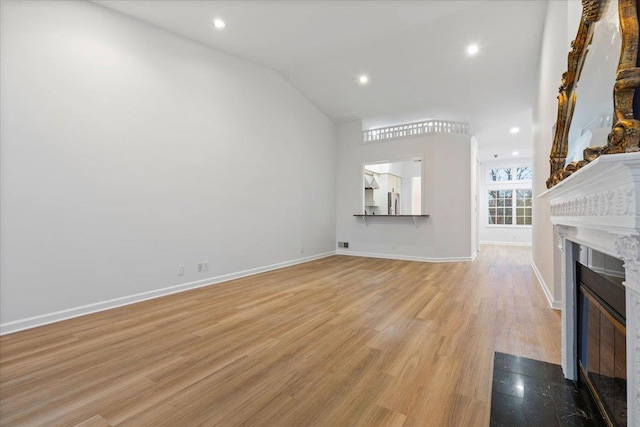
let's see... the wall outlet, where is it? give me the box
[203,261,209,272]
[300,247,304,254]
[178,265,185,276]
[197,262,203,272]
[338,241,349,248]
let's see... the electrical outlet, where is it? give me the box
[203,261,209,272]
[178,265,185,276]
[300,247,304,254]
[338,241,349,249]
[197,262,203,272]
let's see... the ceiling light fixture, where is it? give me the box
[358,75,369,85]
[213,18,226,29]
[510,127,520,134]
[467,44,479,55]
[512,151,520,156]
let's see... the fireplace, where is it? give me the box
[577,259,627,425]
[540,152,640,427]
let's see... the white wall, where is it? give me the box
[532,0,572,309]
[400,161,421,215]
[335,121,474,261]
[0,0,337,332]
[479,159,533,246]
[471,136,479,254]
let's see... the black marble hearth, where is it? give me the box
[490,352,606,426]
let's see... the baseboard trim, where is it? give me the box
[480,241,532,247]
[0,251,336,336]
[335,250,477,263]
[530,259,561,310]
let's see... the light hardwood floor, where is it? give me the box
[0,246,560,426]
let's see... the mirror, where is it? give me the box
[547,0,640,188]
[363,159,422,215]
[566,0,620,163]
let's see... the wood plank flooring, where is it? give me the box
[0,245,561,426]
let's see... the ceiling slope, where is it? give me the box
[93,0,549,159]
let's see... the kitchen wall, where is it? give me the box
[0,0,337,332]
[400,161,422,215]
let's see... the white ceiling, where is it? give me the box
[93,0,549,161]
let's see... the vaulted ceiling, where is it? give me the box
[93,0,549,160]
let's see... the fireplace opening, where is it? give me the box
[577,261,627,426]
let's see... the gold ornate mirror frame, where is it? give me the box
[547,0,640,188]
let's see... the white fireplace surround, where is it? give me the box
[540,152,640,426]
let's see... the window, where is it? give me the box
[486,164,532,226]
[488,190,513,224]
[488,168,512,181]
[515,189,532,225]
[488,166,532,182]
[515,166,533,180]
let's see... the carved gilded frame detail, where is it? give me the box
[547,0,640,188]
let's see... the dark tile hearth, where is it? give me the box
[490,352,605,427]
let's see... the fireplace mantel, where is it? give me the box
[540,152,640,426]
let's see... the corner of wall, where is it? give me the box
[531,258,561,309]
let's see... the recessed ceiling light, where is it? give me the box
[510,127,520,134]
[213,18,226,29]
[467,44,479,55]
[512,151,519,156]
[358,75,369,85]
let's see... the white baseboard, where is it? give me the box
[335,250,477,263]
[0,251,336,336]
[530,259,561,310]
[480,241,532,247]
